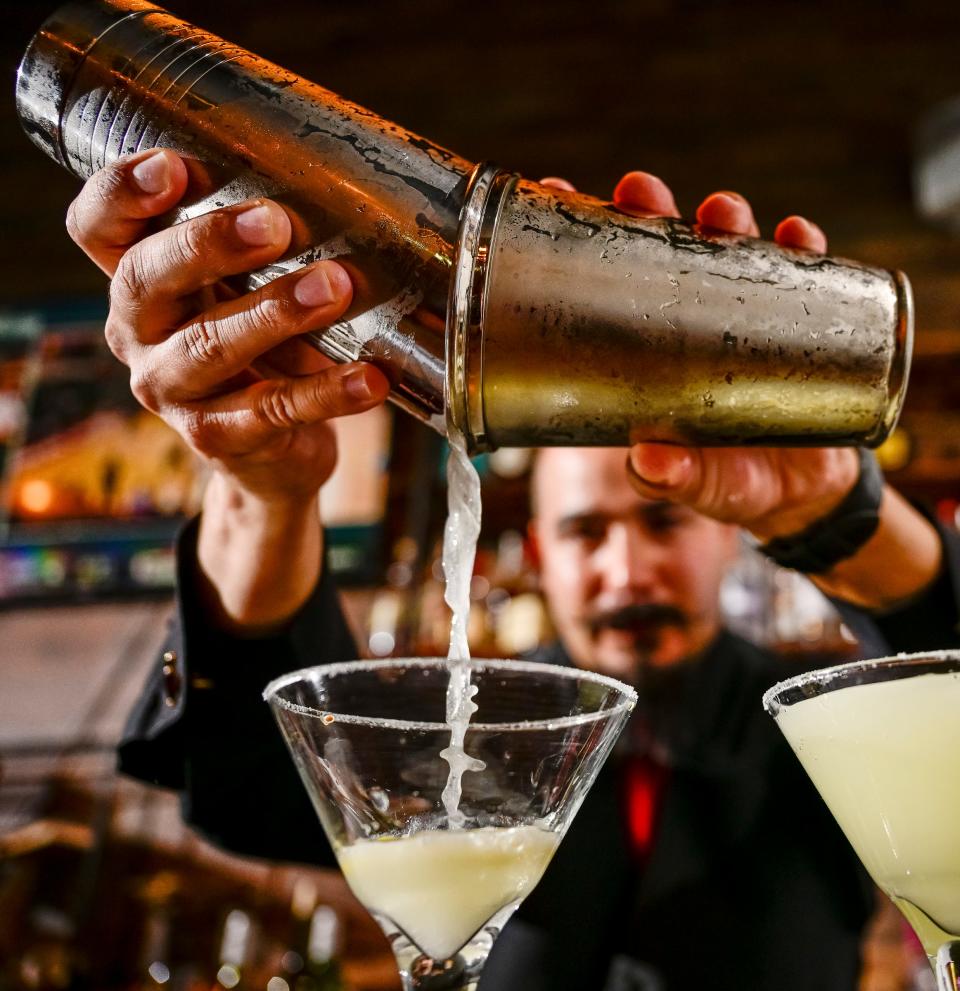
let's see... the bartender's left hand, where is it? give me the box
[543,171,850,539]
[543,171,941,610]
[599,170,852,542]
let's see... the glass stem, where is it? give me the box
[401,961,480,991]
[395,947,488,991]
[936,941,960,990]
[403,981,478,991]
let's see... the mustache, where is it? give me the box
[587,602,688,635]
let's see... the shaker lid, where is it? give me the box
[15,0,161,167]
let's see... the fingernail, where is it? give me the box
[541,176,577,192]
[235,202,283,246]
[613,172,678,215]
[344,366,373,401]
[792,216,824,241]
[629,446,692,489]
[696,192,753,231]
[773,216,827,252]
[711,192,748,215]
[294,266,335,307]
[131,152,170,194]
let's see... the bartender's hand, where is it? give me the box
[590,169,942,611]
[67,148,390,631]
[543,172,844,540]
[602,170,852,539]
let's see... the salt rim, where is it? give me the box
[264,656,637,732]
[762,648,960,715]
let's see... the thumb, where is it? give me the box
[626,443,699,500]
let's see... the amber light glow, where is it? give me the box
[18,478,55,515]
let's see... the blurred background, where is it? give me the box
[2,1,960,988]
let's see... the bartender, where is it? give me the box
[66,151,958,990]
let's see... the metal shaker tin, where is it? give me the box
[17,0,912,451]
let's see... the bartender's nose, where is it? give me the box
[599,521,657,594]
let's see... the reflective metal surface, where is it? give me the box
[17,0,913,451]
[476,179,912,448]
[17,0,472,432]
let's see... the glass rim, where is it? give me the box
[762,648,960,716]
[263,656,638,732]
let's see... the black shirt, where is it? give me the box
[119,518,960,991]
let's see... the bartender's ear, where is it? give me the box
[526,520,543,575]
[718,522,741,567]
[526,448,544,574]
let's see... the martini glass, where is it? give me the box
[264,657,635,991]
[764,650,960,991]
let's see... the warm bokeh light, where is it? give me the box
[18,478,54,515]
[876,427,913,472]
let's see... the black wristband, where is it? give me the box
[758,449,884,574]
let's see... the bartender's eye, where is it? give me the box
[558,515,607,544]
[643,505,687,535]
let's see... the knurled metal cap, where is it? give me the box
[15,0,161,169]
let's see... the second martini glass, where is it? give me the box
[764,650,960,991]
[264,657,636,991]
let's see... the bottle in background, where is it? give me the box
[295,905,343,991]
[210,909,255,991]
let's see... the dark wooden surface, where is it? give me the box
[2,0,960,482]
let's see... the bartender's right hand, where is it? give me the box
[66,147,390,506]
[68,148,391,632]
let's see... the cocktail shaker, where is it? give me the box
[16,0,913,452]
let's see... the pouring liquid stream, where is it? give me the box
[439,430,485,827]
